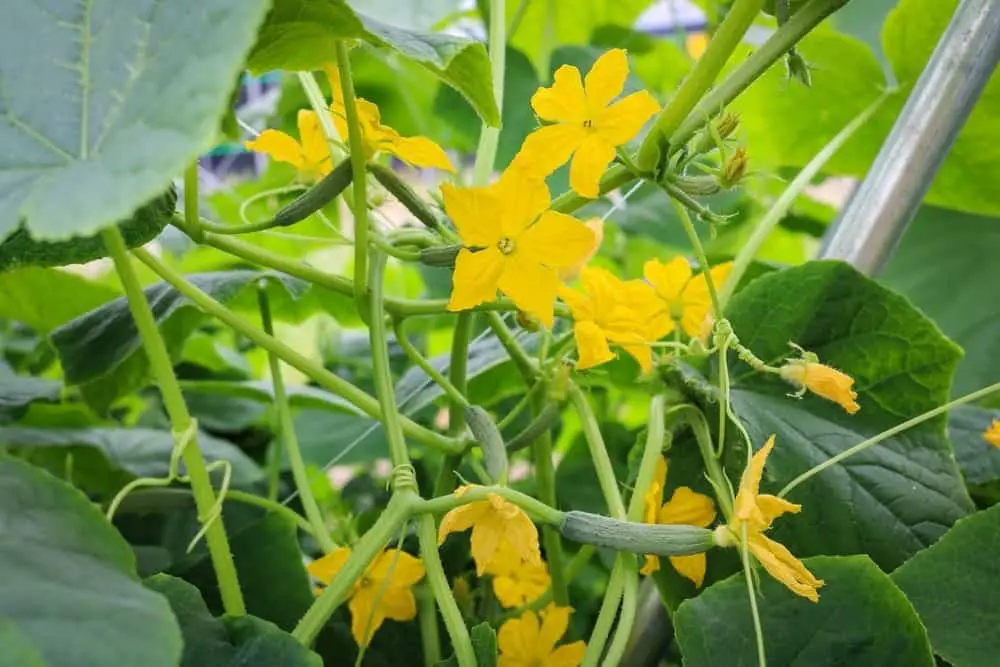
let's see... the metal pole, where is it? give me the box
[820,0,1000,274]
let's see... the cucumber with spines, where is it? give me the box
[272,160,353,227]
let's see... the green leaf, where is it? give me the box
[892,503,1000,667]
[0,455,182,667]
[435,621,498,667]
[881,206,1000,396]
[675,555,935,667]
[2,426,263,487]
[51,271,310,413]
[0,619,46,667]
[180,380,365,417]
[735,0,1000,217]
[0,375,61,424]
[248,0,499,126]
[145,574,322,667]
[717,261,971,569]
[0,1,270,240]
[0,267,119,333]
[948,406,1000,488]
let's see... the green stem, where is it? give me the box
[184,164,202,238]
[532,390,568,605]
[779,379,1000,498]
[569,383,627,520]
[416,514,476,667]
[334,42,371,319]
[628,395,666,521]
[741,524,768,667]
[394,319,470,410]
[486,312,536,381]
[581,555,626,667]
[718,91,889,308]
[716,333,733,458]
[258,286,337,553]
[369,251,412,471]
[131,247,464,455]
[101,227,245,616]
[636,0,765,170]
[417,586,442,667]
[298,71,342,146]
[368,163,451,236]
[197,217,290,236]
[667,196,723,321]
[550,165,633,214]
[293,492,415,644]
[601,555,639,667]
[669,0,853,151]
[496,379,545,431]
[434,312,475,496]
[415,485,565,526]
[472,0,506,184]
[226,490,316,536]
[672,404,734,521]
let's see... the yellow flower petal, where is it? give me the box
[658,487,717,528]
[497,168,551,238]
[620,341,654,373]
[985,419,1000,448]
[686,32,709,59]
[532,64,587,123]
[549,641,587,667]
[748,534,824,602]
[780,360,860,415]
[645,458,668,524]
[597,90,660,145]
[470,513,505,575]
[584,48,629,112]
[558,218,604,281]
[307,547,351,584]
[298,109,333,177]
[348,587,384,646]
[734,435,774,522]
[558,283,596,322]
[640,555,660,576]
[497,256,559,329]
[538,606,572,654]
[442,182,502,247]
[756,493,801,528]
[644,257,691,305]
[680,262,732,338]
[513,123,587,181]
[245,129,304,170]
[322,62,342,105]
[386,134,455,172]
[369,550,426,588]
[378,586,418,621]
[573,320,615,370]
[501,500,543,566]
[569,135,616,198]
[492,561,550,608]
[669,553,707,588]
[447,248,506,313]
[438,498,489,544]
[518,211,596,270]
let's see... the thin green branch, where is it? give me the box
[568,383,627,520]
[416,515,476,667]
[394,318,469,410]
[472,0,506,184]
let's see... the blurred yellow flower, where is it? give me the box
[323,62,454,171]
[720,435,824,602]
[643,257,732,339]
[244,109,332,181]
[984,419,1000,448]
[484,541,551,608]
[498,606,586,667]
[308,547,425,646]
[558,218,604,281]
[640,458,717,587]
[559,267,655,372]
[443,168,595,328]
[438,485,542,575]
[779,357,860,415]
[514,49,660,198]
[686,32,710,59]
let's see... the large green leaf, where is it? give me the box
[0,0,270,240]
[675,555,934,666]
[892,503,1000,667]
[0,267,119,333]
[1,426,263,487]
[948,406,1000,489]
[711,261,971,570]
[145,574,322,667]
[51,271,310,413]
[0,455,182,667]
[735,0,1000,217]
[0,375,62,423]
[248,0,499,126]
[881,206,1000,396]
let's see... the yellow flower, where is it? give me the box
[686,32,710,59]
[438,485,542,575]
[443,167,596,328]
[984,419,1000,448]
[484,541,551,608]
[643,257,732,339]
[558,218,604,281]
[719,435,824,602]
[513,49,660,198]
[308,547,426,646]
[779,358,860,415]
[244,109,333,181]
[558,267,656,372]
[498,606,586,667]
[323,62,454,172]
[639,458,717,587]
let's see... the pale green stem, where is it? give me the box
[628,395,667,521]
[533,388,568,605]
[486,312,536,381]
[416,514,476,667]
[779,379,1000,498]
[415,485,565,526]
[568,384,627,520]
[601,555,639,667]
[298,71,341,146]
[131,246,463,454]
[718,92,890,309]
[101,227,245,616]
[741,523,768,667]
[333,42,371,318]
[394,318,469,410]
[670,404,734,521]
[581,555,626,667]
[418,585,442,667]
[472,0,506,184]
[666,196,722,321]
[258,286,336,553]
[183,164,202,237]
[433,311,475,497]
[636,0,765,169]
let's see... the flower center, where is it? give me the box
[583,119,594,129]
[359,575,373,588]
[497,236,516,255]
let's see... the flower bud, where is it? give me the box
[718,148,749,189]
[716,112,740,142]
[779,358,860,414]
[515,310,541,332]
[786,50,812,87]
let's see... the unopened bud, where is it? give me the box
[691,111,741,155]
[674,175,720,196]
[719,148,749,189]
[716,112,740,141]
[786,50,812,87]
[515,310,541,332]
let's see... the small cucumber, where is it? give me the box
[559,511,714,555]
[369,163,445,230]
[465,405,509,485]
[419,244,461,268]
[272,159,353,227]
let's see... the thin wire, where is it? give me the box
[236,116,261,138]
[601,180,644,222]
